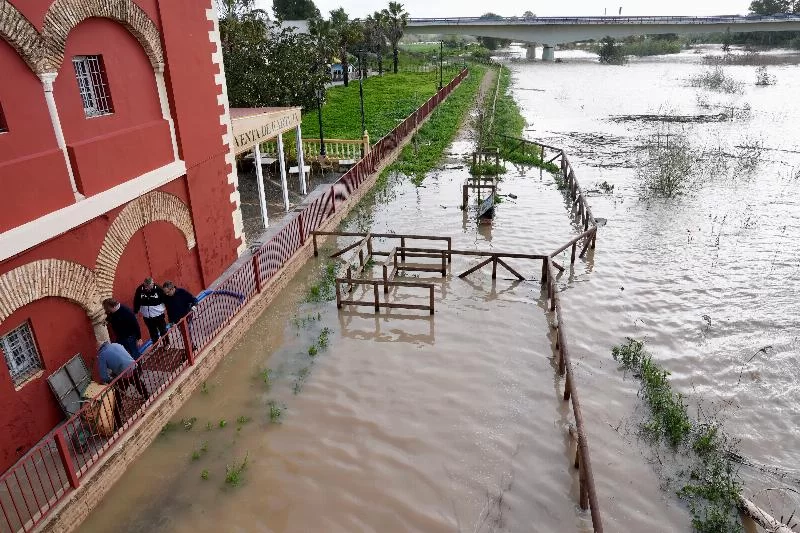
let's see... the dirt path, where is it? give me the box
[477,66,498,106]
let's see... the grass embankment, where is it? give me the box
[301,72,441,140]
[380,65,487,186]
[612,339,743,533]
[490,67,560,173]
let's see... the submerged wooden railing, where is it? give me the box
[314,223,603,531]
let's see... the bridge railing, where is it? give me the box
[408,14,800,25]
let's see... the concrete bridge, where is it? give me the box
[406,15,800,60]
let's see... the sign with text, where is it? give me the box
[230,107,302,155]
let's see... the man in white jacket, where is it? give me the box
[133,277,168,343]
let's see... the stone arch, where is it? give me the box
[96,191,196,299]
[40,0,164,73]
[0,259,109,343]
[0,1,46,73]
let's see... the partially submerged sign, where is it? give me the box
[230,107,302,155]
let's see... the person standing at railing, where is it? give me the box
[96,340,150,429]
[103,298,142,359]
[163,281,198,352]
[133,277,168,343]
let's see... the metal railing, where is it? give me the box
[0,68,469,533]
[408,14,800,26]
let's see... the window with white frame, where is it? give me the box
[72,55,114,118]
[1,322,43,387]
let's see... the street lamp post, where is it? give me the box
[439,40,443,90]
[316,86,326,158]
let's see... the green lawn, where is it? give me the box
[384,65,487,185]
[301,72,443,141]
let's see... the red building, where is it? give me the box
[0,0,246,472]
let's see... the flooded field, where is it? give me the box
[79,45,800,532]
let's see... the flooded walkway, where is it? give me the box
[78,112,600,530]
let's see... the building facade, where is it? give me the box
[0,0,245,473]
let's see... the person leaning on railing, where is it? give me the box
[96,340,150,429]
[163,281,198,352]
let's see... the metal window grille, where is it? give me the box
[0,103,7,133]
[1,322,43,387]
[72,55,113,118]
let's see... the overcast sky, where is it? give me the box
[255,0,753,19]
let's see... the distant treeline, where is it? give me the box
[697,30,800,49]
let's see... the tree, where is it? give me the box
[363,11,389,75]
[272,0,320,20]
[722,28,732,52]
[329,8,363,87]
[382,2,409,74]
[597,36,624,64]
[219,0,329,110]
[477,13,511,50]
[522,10,536,18]
[748,0,796,14]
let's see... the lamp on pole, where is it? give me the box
[316,85,326,158]
[439,40,443,90]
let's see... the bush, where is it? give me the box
[620,38,684,57]
[690,66,744,94]
[754,65,776,86]
[597,36,626,64]
[637,131,695,198]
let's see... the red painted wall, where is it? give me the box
[158,0,241,283]
[0,298,96,471]
[68,120,172,196]
[0,179,205,472]
[54,18,168,197]
[0,40,73,231]
[0,0,241,473]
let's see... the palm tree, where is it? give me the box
[364,11,388,75]
[382,2,408,74]
[329,8,363,87]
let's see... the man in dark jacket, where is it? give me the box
[103,298,141,359]
[133,277,168,343]
[163,281,197,324]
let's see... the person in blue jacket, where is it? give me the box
[96,341,150,428]
[103,298,141,359]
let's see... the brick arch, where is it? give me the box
[0,1,46,73]
[40,0,164,73]
[96,191,196,299]
[0,259,107,341]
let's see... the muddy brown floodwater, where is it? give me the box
[80,45,800,533]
